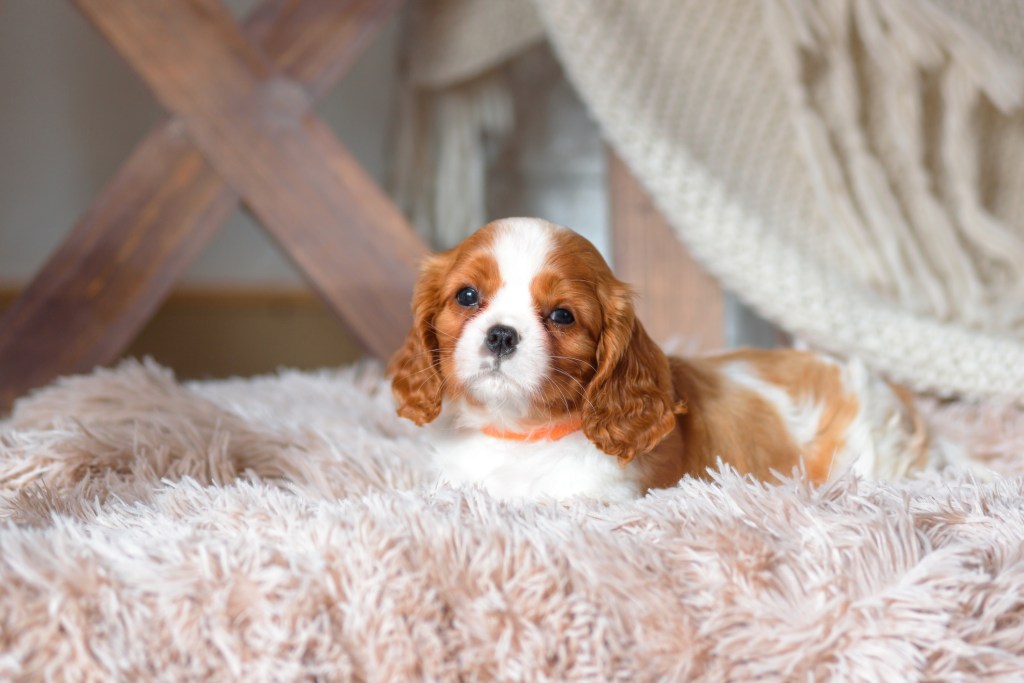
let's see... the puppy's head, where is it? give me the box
[389,218,679,462]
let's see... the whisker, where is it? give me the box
[550,367,597,412]
[402,359,444,379]
[547,375,573,416]
[396,348,455,362]
[549,354,597,373]
[428,324,459,342]
[394,348,457,380]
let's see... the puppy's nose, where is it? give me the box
[485,324,519,358]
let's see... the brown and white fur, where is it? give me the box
[389,218,931,502]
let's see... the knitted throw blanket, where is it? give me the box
[403,0,1024,401]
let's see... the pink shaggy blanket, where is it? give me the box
[1,360,1023,681]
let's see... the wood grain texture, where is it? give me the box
[246,0,404,100]
[608,150,725,352]
[0,125,234,411]
[75,0,427,358]
[0,0,408,411]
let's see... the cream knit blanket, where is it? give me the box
[402,0,1024,401]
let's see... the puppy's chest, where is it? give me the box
[429,428,645,502]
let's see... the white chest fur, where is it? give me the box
[428,424,646,503]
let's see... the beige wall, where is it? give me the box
[0,1,402,377]
[0,0,400,288]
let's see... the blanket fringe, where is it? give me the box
[762,0,1024,330]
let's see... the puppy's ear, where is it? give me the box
[582,280,681,463]
[389,254,449,425]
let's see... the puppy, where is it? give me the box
[389,218,929,502]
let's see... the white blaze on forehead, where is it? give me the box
[490,218,555,295]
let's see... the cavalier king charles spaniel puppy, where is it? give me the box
[389,218,930,502]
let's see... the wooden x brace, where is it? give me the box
[0,0,427,411]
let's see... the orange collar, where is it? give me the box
[481,417,583,442]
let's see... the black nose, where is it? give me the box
[485,324,519,358]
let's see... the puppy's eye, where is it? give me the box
[549,308,575,325]
[455,287,479,307]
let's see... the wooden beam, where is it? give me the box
[608,150,725,352]
[74,0,427,358]
[0,0,406,411]
[245,0,404,101]
[0,127,233,412]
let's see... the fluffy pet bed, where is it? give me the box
[1,360,1023,680]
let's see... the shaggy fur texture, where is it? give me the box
[1,360,1023,681]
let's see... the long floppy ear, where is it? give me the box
[582,280,682,463]
[388,254,449,425]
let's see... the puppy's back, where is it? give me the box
[666,349,930,483]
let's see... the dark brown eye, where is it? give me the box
[549,308,574,325]
[456,287,479,307]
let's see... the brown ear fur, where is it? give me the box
[388,254,448,425]
[583,281,680,463]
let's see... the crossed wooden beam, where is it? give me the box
[0,0,428,411]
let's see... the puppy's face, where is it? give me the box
[390,218,679,462]
[435,220,603,423]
